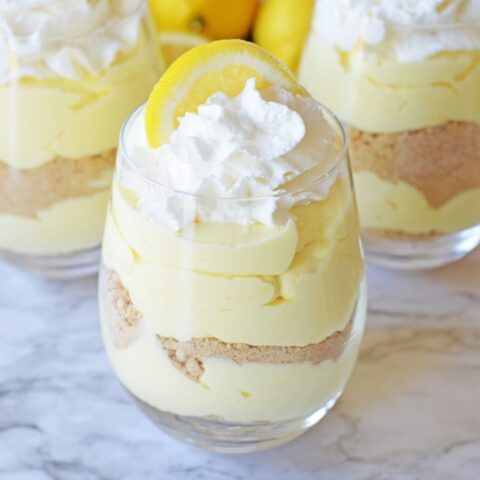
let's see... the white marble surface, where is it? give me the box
[0,249,479,480]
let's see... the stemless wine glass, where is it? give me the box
[0,0,163,278]
[98,102,367,453]
[298,1,480,269]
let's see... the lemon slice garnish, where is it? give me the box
[145,39,306,148]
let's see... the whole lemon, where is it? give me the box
[149,0,259,39]
[158,31,209,66]
[253,0,314,72]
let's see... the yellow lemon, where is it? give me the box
[149,0,198,33]
[145,39,306,148]
[254,0,314,72]
[158,31,209,66]
[149,0,259,39]
[199,0,260,39]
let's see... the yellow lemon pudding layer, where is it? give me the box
[0,0,162,256]
[298,0,480,236]
[100,40,365,423]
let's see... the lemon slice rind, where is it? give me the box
[145,39,306,148]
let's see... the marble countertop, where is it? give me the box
[1,249,479,480]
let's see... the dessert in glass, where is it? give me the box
[99,40,367,453]
[0,0,162,278]
[298,0,480,269]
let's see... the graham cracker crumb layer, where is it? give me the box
[105,268,353,383]
[349,121,480,208]
[158,324,352,382]
[106,270,142,349]
[0,149,115,217]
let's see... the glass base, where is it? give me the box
[133,393,341,454]
[363,224,480,270]
[0,245,100,280]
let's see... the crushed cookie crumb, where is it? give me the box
[157,322,352,383]
[349,121,480,208]
[105,269,142,349]
[0,149,115,217]
[105,269,354,384]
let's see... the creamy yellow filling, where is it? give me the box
[298,35,480,235]
[0,189,110,255]
[355,171,480,234]
[100,314,364,422]
[111,184,298,277]
[298,35,480,133]
[101,170,365,422]
[0,26,160,169]
[0,27,161,256]
[102,177,364,346]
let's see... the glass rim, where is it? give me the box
[4,0,146,43]
[324,1,480,31]
[118,99,348,203]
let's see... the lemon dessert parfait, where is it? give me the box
[298,0,480,269]
[99,40,366,453]
[0,0,162,278]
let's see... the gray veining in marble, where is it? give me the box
[0,250,479,480]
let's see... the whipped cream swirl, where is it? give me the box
[124,79,342,231]
[0,0,145,82]
[314,0,480,61]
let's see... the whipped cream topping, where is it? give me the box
[123,79,342,231]
[0,0,145,82]
[314,0,480,61]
